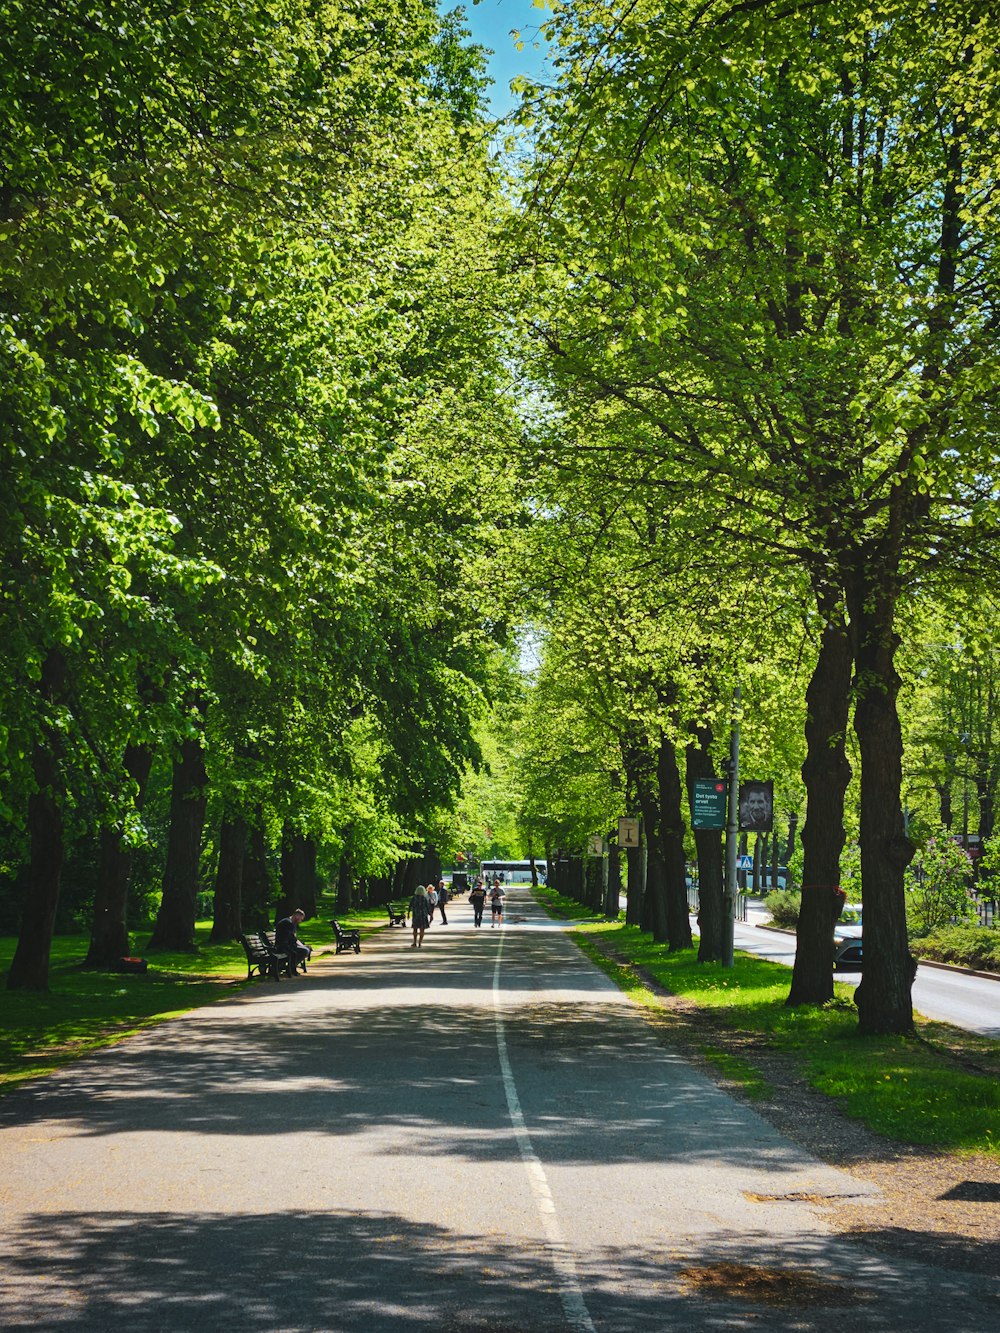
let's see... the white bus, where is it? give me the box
[479,860,542,884]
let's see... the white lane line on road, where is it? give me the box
[492,928,597,1333]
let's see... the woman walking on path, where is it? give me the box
[410,885,431,947]
[426,882,439,923]
[489,883,505,928]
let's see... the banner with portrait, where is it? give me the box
[738,780,773,832]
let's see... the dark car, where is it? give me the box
[833,937,863,970]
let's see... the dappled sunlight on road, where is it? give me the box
[0,1204,987,1332]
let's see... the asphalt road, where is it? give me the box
[1,888,997,1331]
[735,903,1000,1038]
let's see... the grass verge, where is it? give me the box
[0,902,383,1092]
[535,885,1000,1159]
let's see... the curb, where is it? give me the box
[916,957,1000,983]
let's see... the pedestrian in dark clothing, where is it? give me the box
[489,884,505,928]
[437,879,450,924]
[274,909,311,971]
[468,882,487,928]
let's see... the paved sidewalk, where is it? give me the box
[0,890,996,1331]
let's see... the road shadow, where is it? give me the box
[1,1206,995,1332]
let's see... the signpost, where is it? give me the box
[588,834,605,857]
[691,779,728,830]
[737,853,753,871]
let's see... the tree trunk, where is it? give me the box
[241,822,273,929]
[85,741,155,966]
[937,781,953,830]
[605,840,621,918]
[572,855,586,906]
[148,734,208,951]
[849,585,915,1035]
[279,826,318,919]
[625,844,645,926]
[8,650,69,992]
[210,815,247,942]
[976,774,994,842]
[643,845,667,938]
[657,735,692,950]
[788,609,853,1006]
[336,855,353,913]
[686,728,724,961]
[637,786,668,940]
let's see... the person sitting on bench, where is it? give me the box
[275,908,312,971]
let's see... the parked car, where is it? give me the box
[833,937,863,970]
[834,904,863,940]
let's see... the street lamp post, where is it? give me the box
[723,686,741,969]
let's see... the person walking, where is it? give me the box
[426,882,439,923]
[489,882,505,928]
[469,880,487,928]
[437,879,450,925]
[410,885,431,948]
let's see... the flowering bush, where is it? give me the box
[905,833,975,936]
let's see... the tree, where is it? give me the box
[514,0,1000,1032]
[1,0,524,981]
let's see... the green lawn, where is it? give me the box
[0,903,384,1092]
[535,885,1000,1160]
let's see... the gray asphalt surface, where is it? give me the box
[0,887,997,1331]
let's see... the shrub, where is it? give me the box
[766,889,801,929]
[914,923,1000,973]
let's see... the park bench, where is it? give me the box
[387,903,408,927]
[263,929,306,975]
[331,919,361,954]
[240,931,289,981]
